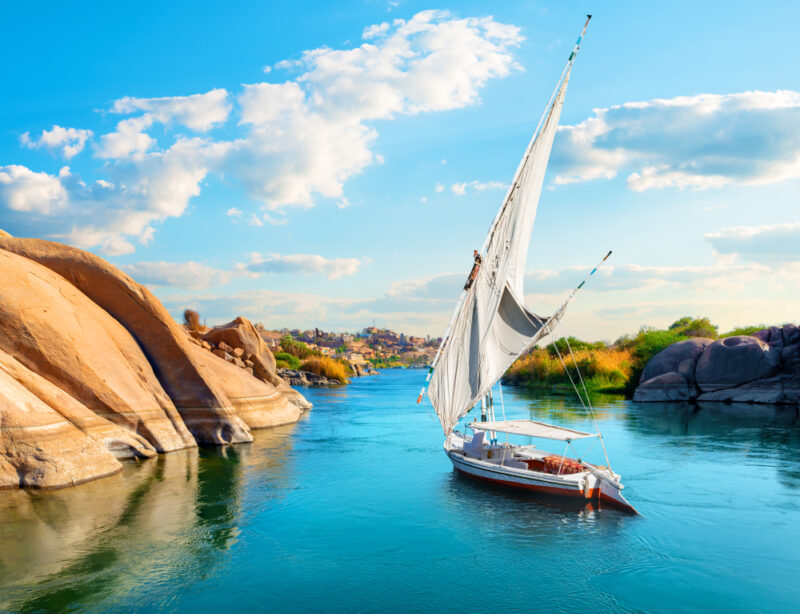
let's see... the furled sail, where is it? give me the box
[427,23,588,435]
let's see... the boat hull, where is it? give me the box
[447,449,637,514]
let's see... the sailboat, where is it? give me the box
[419,16,637,514]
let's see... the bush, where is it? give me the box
[721,324,767,338]
[505,346,632,393]
[301,356,352,383]
[183,308,202,332]
[274,352,301,370]
[668,316,718,338]
[279,335,321,359]
[275,359,291,369]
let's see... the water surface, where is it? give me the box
[1,370,798,613]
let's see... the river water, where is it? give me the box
[1,370,798,613]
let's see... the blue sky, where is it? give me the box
[2,0,799,340]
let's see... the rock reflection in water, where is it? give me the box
[625,402,800,491]
[0,422,297,613]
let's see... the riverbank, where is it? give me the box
[0,232,310,489]
[504,317,788,399]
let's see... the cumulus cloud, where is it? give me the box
[231,10,521,209]
[705,222,800,263]
[6,137,230,255]
[119,260,234,290]
[0,165,69,214]
[109,88,231,132]
[244,252,363,280]
[20,125,93,159]
[1,11,521,252]
[451,180,506,196]
[552,90,800,191]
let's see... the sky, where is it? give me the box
[1,0,799,342]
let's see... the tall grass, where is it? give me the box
[505,347,633,393]
[301,356,352,383]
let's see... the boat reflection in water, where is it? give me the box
[0,423,298,613]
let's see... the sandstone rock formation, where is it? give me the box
[0,232,310,489]
[0,234,252,445]
[634,325,800,406]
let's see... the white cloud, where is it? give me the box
[96,116,156,160]
[245,252,363,280]
[120,260,234,290]
[10,137,230,255]
[705,221,800,263]
[553,90,800,191]
[0,165,69,214]
[110,88,231,132]
[231,11,522,209]
[247,213,263,226]
[0,11,521,252]
[451,180,505,196]
[434,182,445,193]
[226,207,243,217]
[20,125,93,159]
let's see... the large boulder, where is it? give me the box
[0,366,125,489]
[634,372,691,402]
[695,336,781,392]
[204,317,272,362]
[0,249,195,453]
[0,235,252,445]
[0,349,156,460]
[696,376,785,404]
[203,316,311,411]
[187,344,301,428]
[640,338,713,385]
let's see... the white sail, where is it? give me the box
[426,63,574,436]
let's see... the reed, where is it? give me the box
[301,356,352,383]
[505,347,633,392]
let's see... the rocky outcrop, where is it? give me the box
[634,325,800,406]
[0,232,310,489]
[0,249,195,453]
[695,336,780,391]
[633,372,691,402]
[187,345,301,429]
[0,234,252,446]
[277,368,344,387]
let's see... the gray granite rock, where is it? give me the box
[640,338,713,385]
[695,336,780,392]
[782,324,800,347]
[634,372,691,402]
[696,376,785,404]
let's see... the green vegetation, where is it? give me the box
[301,356,353,383]
[274,351,301,370]
[721,324,768,337]
[506,316,771,398]
[505,346,633,394]
[279,335,321,359]
[277,335,355,379]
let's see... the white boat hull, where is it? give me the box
[445,434,637,513]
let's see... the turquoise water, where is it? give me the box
[1,369,799,613]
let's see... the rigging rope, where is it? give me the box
[564,336,611,469]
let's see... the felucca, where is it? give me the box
[418,15,637,514]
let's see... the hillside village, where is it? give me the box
[255,325,441,369]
